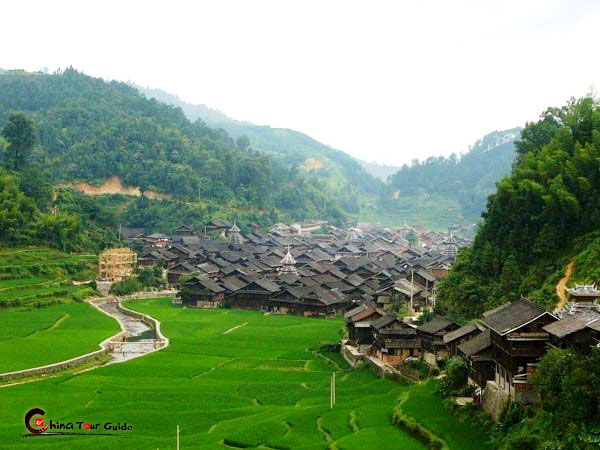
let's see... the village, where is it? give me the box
[99,219,600,422]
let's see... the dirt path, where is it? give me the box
[223,322,248,335]
[555,261,574,312]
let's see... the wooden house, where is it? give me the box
[443,323,481,356]
[224,277,280,311]
[174,224,195,237]
[167,262,198,287]
[372,324,421,365]
[417,318,460,366]
[345,306,384,349]
[457,329,494,388]
[482,298,558,403]
[543,316,595,353]
[180,276,225,308]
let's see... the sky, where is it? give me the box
[1,0,599,166]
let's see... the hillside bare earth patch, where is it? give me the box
[57,176,172,200]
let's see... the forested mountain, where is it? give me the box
[387,128,520,223]
[437,97,600,450]
[0,68,352,230]
[357,160,401,180]
[134,83,384,218]
[438,97,600,317]
[136,84,522,228]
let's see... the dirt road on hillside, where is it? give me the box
[555,261,574,312]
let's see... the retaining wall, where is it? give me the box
[0,328,127,383]
[340,343,365,368]
[482,381,510,421]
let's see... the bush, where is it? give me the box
[439,357,468,396]
[109,277,142,296]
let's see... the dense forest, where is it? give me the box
[437,96,600,317]
[0,68,346,231]
[137,83,521,228]
[388,129,520,223]
[436,96,600,449]
[0,68,523,237]
[135,83,385,218]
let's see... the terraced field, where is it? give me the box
[0,247,97,307]
[0,299,492,449]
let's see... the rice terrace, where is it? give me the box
[0,296,490,449]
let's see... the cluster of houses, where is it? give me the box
[344,286,600,410]
[120,219,600,416]
[123,221,464,317]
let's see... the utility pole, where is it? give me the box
[410,269,414,313]
[330,372,336,408]
[176,425,180,450]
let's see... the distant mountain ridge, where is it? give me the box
[133,83,386,220]
[133,83,522,228]
[387,128,521,224]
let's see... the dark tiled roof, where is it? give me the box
[543,316,588,338]
[417,318,456,334]
[344,305,367,319]
[483,299,551,335]
[371,315,398,330]
[458,330,491,357]
[588,319,600,332]
[221,276,248,292]
[186,276,225,294]
[443,323,478,344]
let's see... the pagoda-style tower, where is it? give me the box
[280,246,297,273]
[442,231,458,258]
[346,227,360,241]
[228,222,241,244]
[566,284,600,305]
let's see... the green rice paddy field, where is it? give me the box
[0,298,492,449]
[0,302,120,373]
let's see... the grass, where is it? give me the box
[400,380,493,450]
[0,299,492,449]
[0,302,120,373]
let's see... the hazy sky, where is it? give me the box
[2,1,599,165]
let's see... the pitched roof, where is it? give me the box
[588,319,600,332]
[417,318,456,334]
[345,274,365,287]
[371,315,398,330]
[543,316,589,338]
[483,299,554,335]
[185,276,225,294]
[458,329,492,357]
[443,323,478,344]
[344,304,367,319]
[221,276,248,292]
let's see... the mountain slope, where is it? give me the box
[386,128,521,224]
[0,68,350,227]
[134,83,385,218]
[437,96,600,318]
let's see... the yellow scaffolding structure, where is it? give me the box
[98,247,137,281]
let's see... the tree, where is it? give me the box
[440,356,468,395]
[1,112,36,171]
[0,135,7,165]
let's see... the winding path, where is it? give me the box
[555,261,574,312]
[91,297,169,364]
